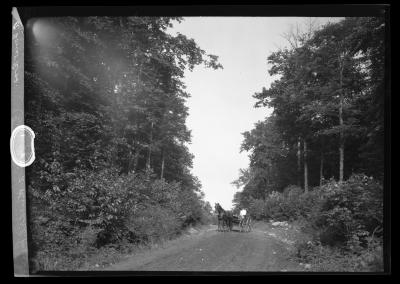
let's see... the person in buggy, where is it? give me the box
[233,207,247,223]
[239,208,247,220]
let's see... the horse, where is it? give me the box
[214,203,225,231]
[214,203,233,232]
[223,210,234,231]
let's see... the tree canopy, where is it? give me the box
[234,17,385,207]
[25,16,222,271]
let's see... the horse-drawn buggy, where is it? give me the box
[214,203,252,232]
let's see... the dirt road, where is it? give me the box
[106,224,304,272]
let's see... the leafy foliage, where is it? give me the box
[234,173,383,272]
[234,17,385,204]
[315,174,383,247]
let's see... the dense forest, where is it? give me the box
[25,17,220,271]
[22,15,387,272]
[232,17,386,271]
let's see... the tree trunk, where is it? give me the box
[133,149,140,172]
[297,137,301,187]
[127,137,135,173]
[304,139,308,192]
[146,121,154,170]
[160,149,165,179]
[127,149,133,173]
[137,63,142,88]
[263,177,268,201]
[339,57,345,183]
[320,137,324,186]
[132,123,140,172]
[320,151,324,186]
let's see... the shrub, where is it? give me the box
[292,174,384,272]
[249,198,266,220]
[238,174,383,272]
[28,168,208,271]
[283,185,303,199]
[294,236,384,272]
[125,205,180,243]
[282,185,303,220]
[264,191,286,220]
[314,174,383,247]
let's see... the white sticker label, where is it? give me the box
[10,125,36,167]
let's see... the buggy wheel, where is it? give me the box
[245,218,251,232]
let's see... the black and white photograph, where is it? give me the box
[10,5,390,276]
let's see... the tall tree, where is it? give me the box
[235,17,385,210]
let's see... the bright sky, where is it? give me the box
[169,17,340,210]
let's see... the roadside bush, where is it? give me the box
[126,205,181,243]
[291,174,384,272]
[28,168,209,271]
[242,173,384,271]
[294,236,383,272]
[355,238,384,271]
[196,205,215,225]
[175,190,205,227]
[264,191,286,220]
[282,185,303,220]
[260,174,383,251]
[283,185,303,199]
[314,174,383,248]
[249,198,266,220]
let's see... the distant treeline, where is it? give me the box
[25,17,220,271]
